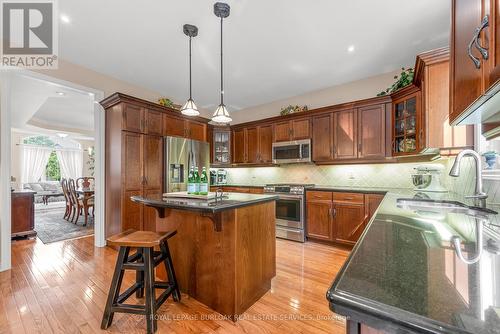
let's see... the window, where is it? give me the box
[22,135,82,181]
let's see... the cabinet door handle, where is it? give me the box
[329,206,333,217]
[358,143,362,153]
[468,15,489,69]
[474,15,489,60]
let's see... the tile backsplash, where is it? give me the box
[220,157,500,205]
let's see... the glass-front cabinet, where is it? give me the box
[212,127,231,166]
[391,86,422,156]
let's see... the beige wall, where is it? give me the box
[35,59,164,102]
[230,69,400,124]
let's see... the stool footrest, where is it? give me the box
[117,282,143,304]
[111,303,146,315]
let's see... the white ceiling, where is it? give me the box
[10,74,95,138]
[59,0,450,111]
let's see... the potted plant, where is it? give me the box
[482,151,498,169]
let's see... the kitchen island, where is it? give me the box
[327,191,500,334]
[131,193,278,320]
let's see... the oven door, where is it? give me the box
[275,194,303,229]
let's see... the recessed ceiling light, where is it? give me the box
[56,91,65,96]
[56,133,68,138]
[347,45,355,53]
[60,14,70,23]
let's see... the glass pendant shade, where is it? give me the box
[181,98,199,116]
[212,104,232,123]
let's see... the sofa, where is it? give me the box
[23,181,65,204]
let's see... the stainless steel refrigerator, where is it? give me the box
[164,136,210,193]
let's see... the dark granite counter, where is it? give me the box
[327,190,500,334]
[308,186,396,194]
[210,184,266,188]
[131,193,278,214]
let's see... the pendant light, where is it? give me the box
[211,2,232,123]
[181,24,200,116]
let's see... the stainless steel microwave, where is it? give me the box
[272,139,311,164]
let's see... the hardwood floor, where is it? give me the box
[2,236,349,333]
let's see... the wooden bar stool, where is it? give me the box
[101,229,181,333]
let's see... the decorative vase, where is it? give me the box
[484,154,497,169]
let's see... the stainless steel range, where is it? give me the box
[264,184,314,242]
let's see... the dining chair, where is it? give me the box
[69,178,94,225]
[60,178,72,221]
[76,177,95,190]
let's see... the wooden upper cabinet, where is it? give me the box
[259,125,273,163]
[414,47,474,152]
[292,118,311,140]
[450,0,487,123]
[312,113,334,162]
[273,118,311,142]
[163,115,207,141]
[391,86,422,156]
[246,127,259,163]
[334,109,357,160]
[145,109,163,135]
[186,120,206,141]
[163,115,185,137]
[232,128,246,163]
[274,121,292,142]
[123,104,144,133]
[358,105,386,159]
[485,0,500,88]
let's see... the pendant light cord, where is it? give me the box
[220,16,224,105]
[189,35,192,100]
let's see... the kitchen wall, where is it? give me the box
[229,69,401,124]
[223,157,500,205]
[35,59,164,102]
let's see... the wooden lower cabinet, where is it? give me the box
[306,199,333,241]
[11,191,36,237]
[306,191,384,246]
[333,202,366,245]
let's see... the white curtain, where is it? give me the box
[56,149,83,180]
[21,146,52,184]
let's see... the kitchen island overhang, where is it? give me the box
[131,193,279,321]
[327,191,500,334]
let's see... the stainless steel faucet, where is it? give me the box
[449,149,488,207]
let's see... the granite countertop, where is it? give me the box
[327,189,500,334]
[210,184,266,188]
[131,193,278,213]
[308,186,399,194]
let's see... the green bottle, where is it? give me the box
[199,167,208,195]
[187,166,195,194]
[193,167,200,195]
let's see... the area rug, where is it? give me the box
[35,207,94,244]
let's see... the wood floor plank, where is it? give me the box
[6,236,349,333]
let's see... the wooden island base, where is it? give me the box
[153,201,276,320]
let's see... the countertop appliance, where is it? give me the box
[272,139,311,164]
[411,164,447,192]
[264,183,314,242]
[164,136,210,193]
